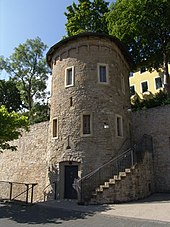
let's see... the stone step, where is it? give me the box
[104,182,109,186]
[119,172,126,177]
[100,184,109,190]
[96,188,103,192]
[91,193,97,198]
[114,175,121,180]
[89,162,137,204]
[125,168,131,173]
[109,179,116,184]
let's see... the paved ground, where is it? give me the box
[0,193,170,226]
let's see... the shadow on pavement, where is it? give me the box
[127,193,170,204]
[0,200,111,225]
[0,193,169,225]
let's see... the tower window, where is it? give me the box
[98,64,108,84]
[70,97,73,107]
[53,118,58,138]
[81,113,92,136]
[65,66,74,87]
[116,115,123,137]
[83,115,91,134]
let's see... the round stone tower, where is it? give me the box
[46,32,132,200]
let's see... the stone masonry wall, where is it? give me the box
[132,104,170,192]
[0,122,49,202]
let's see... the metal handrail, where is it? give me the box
[78,134,153,202]
[43,181,58,201]
[79,148,132,183]
[0,181,37,204]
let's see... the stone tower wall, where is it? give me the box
[47,35,131,178]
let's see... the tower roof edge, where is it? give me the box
[46,32,133,69]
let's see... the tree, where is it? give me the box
[0,37,50,114]
[107,0,170,93]
[28,102,50,125]
[0,79,22,112]
[65,0,109,36]
[0,106,28,152]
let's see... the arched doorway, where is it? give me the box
[64,165,78,199]
[59,161,80,199]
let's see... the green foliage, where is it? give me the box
[0,106,28,151]
[106,0,170,86]
[29,102,50,125]
[0,79,22,112]
[131,90,170,111]
[65,0,109,36]
[0,37,50,112]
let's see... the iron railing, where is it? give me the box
[0,181,37,204]
[78,134,153,202]
[43,181,58,201]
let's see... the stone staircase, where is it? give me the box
[89,167,135,204]
[78,135,154,204]
[88,150,153,205]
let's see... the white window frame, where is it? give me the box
[141,80,149,93]
[97,63,109,84]
[81,112,93,137]
[154,76,162,90]
[115,114,123,137]
[65,66,74,88]
[52,117,58,138]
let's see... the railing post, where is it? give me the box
[80,180,83,204]
[98,168,101,184]
[131,149,134,166]
[25,184,29,204]
[54,182,57,200]
[116,160,119,175]
[30,184,36,204]
[9,182,13,200]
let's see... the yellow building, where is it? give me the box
[129,68,164,99]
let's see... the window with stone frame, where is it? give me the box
[53,118,58,138]
[116,115,123,137]
[65,66,74,87]
[81,113,92,136]
[98,64,108,84]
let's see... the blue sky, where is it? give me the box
[0,0,112,58]
[0,0,78,58]
[0,0,112,82]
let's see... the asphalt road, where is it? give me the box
[0,201,169,227]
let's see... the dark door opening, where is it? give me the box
[64,165,78,199]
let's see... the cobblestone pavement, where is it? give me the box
[0,193,170,227]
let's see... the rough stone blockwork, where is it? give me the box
[46,33,132,200]
[132,104,170,192]
[0,122,49,202]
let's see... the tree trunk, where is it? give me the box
[163,53,170,95]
